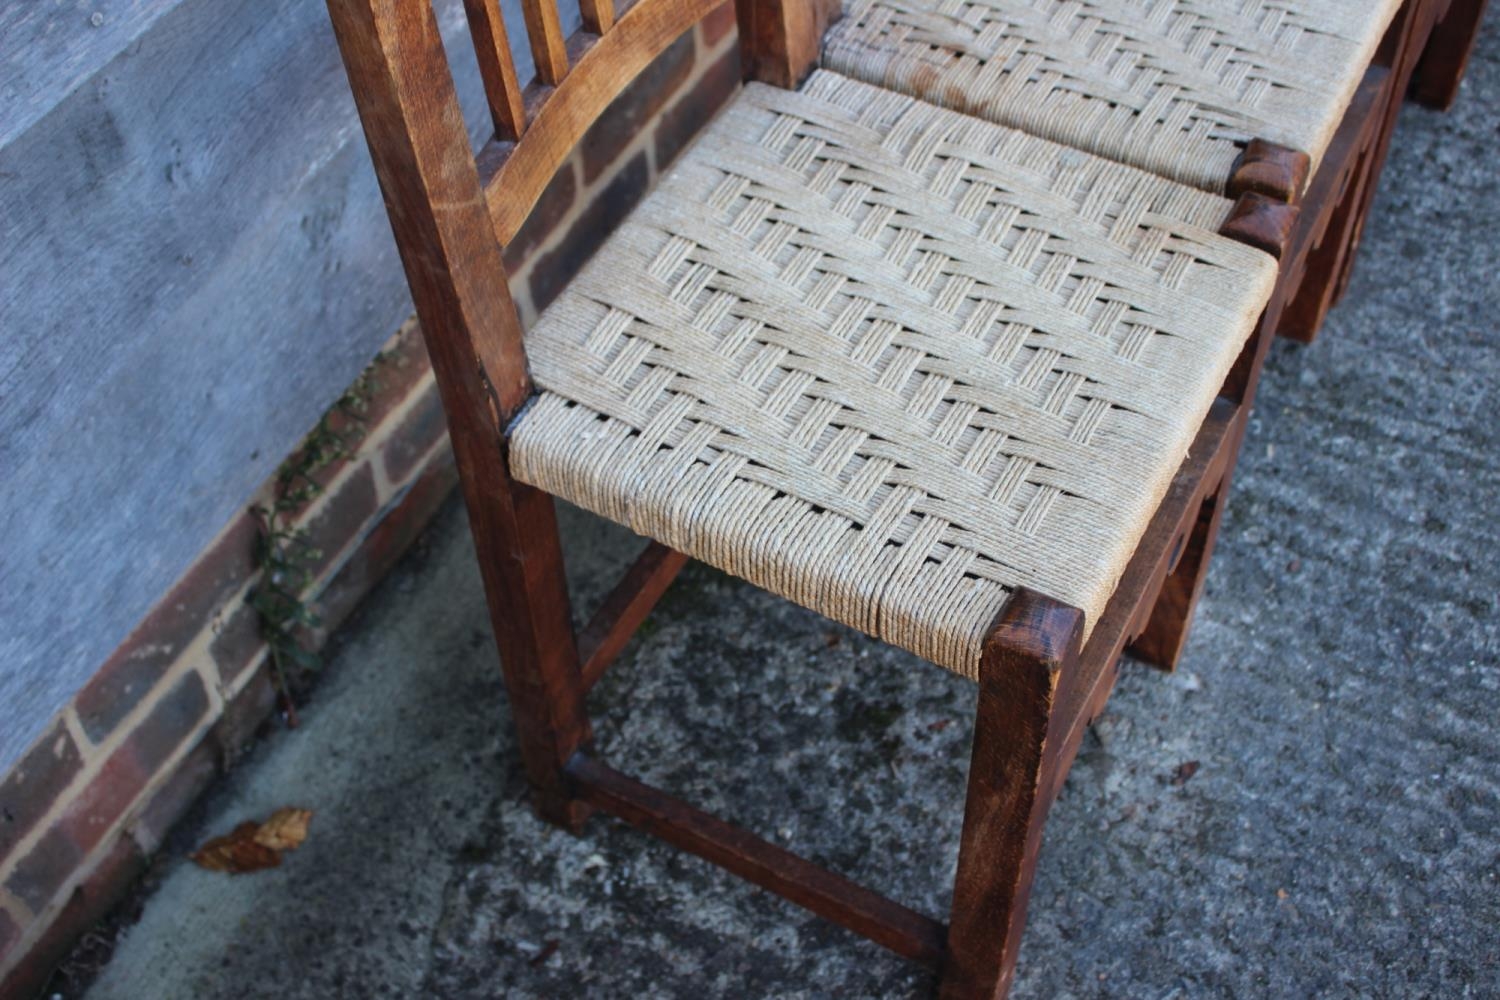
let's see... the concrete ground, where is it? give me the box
[72,23,1498,1000]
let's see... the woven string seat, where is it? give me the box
[510,71,1275,678]
[823,0,1403,194]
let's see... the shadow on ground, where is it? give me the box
[72,19,1499,1000]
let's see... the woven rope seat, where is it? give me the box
[823,0,1402,194]
[510,71,1275,678]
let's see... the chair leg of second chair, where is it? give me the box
[1127,487,1228,672]
[1412,0,1490,110]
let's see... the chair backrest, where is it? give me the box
[324,0,837,432]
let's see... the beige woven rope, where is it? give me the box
[511,71,1275,678]
[824,0,1401,194]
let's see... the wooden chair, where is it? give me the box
[323,0,1299,993]
[819,0,1439,344]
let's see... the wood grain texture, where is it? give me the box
[579,0,617,35]
[1219,192,1300,261]
[1123,150,1331,666]
[1048,397,1241,799]
[567,754,949,964]
[465,0,530,140]
[941,590,1083,1000]
[1269,0,1440,344]
[320,0,1328,991]
[480,0,722,242]
[1280,68,1389,342]
[0,0,512,772]
[0,0,181,148]
[1127,490,1224,670]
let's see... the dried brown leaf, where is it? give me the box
[253,807,313,851]
[190,822,282,874]
[191,807,314,874]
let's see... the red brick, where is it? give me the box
[300,462,379,580]
[75,512,257,743]
[531,151,652,315]
[359,321,433,427]
[54,750,149,861]
[126,671,211,777]
[2,671,208,905]
[503,160,579,272]
[380,381,449,486]
[655,45,741,173]
[270,332,433,521]
[23,671,210,897]
[131,737,219,854]
[700,0,737,46]
[579,31,697,183]
[272,407,370,519]
[0,720,82,860]
[210,669,277,768]
[5,826,81,912]
[268,335,425,527]
[315,454,459,636]
[0,906,18,965]
[0,834,146,1000]
[208,601,266,688]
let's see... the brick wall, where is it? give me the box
[0,11,739,995]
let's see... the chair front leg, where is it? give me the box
[942,590,1084,1000]
[463,443,594,833]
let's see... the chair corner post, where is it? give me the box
[941,589,1083,999]
[1227,139,1311,204]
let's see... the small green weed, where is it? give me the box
[249,362,384,723]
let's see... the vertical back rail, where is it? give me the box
[521,0,572,84]
[579,0,615,35]
[464,0,529,141]
[325,0,592,827]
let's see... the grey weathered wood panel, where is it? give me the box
[0,0,579,770]
[1,0,182,149]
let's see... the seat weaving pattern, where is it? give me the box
[824,0,1401,194]
[510,71,1275,677]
